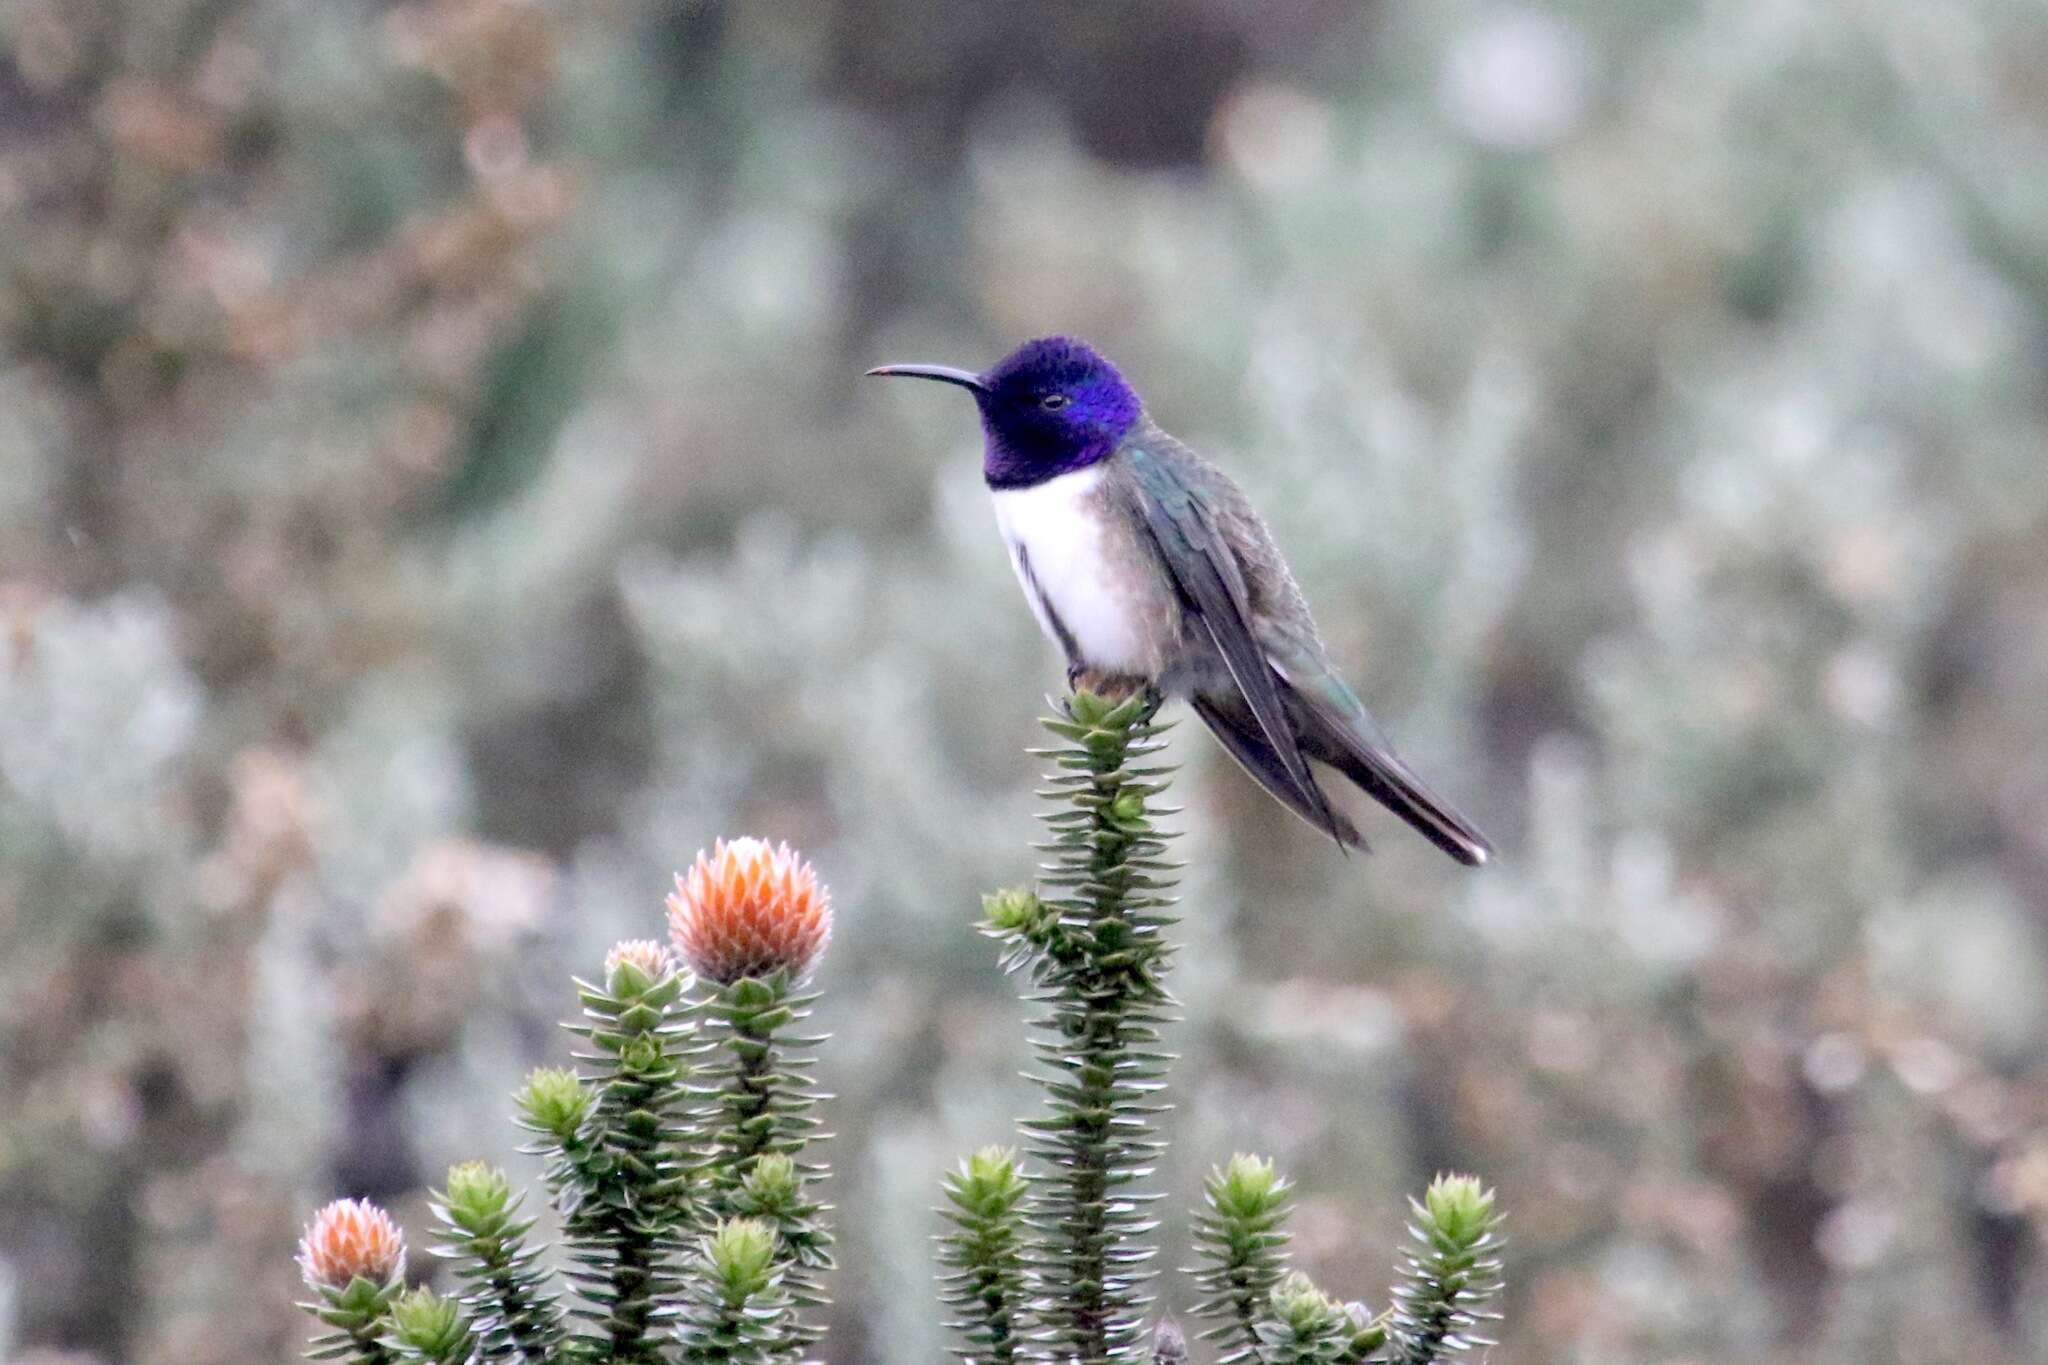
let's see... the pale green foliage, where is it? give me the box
[299,940,833,1365]
[675,1221,788,1365]
[1255,1273,1357,1365]
[283,707,1510,1365]
[552,956,702,1360]
[429,1162,564,1362]
[992,692,1179,1363]
[937,1147,1030,1363]
[300,1275,404,1365]
[1191,1154,1295,1362]
[1383,1176,1503,1365]
[518,1069,594,1142]
[387,1288,473,1364]
[1189,1159,1496,1365]
[696,972,834,1356]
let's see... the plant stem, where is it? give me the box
[1018,689,1179,1364]
[702,973,831,1358]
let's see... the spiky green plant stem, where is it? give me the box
[726,1151,832,1362]
[1382,1177,1503,1365]
[551,959,702,1363]
[431,1162,565,1363]
[1190,1154,1294,1364]
[301,1274,403,1365]
[675,1218,789,1365]
[938,1147,1031,1364]
[1004,689,1179,1364]
[700,973,824,1185]
[699,971,832,1357]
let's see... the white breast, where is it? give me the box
[991,466,1150,674]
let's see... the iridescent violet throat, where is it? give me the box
[868,336,1492,866]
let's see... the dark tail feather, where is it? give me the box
[1190,694,1365,851]
[1296,706,1493,868]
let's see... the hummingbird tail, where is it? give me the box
[1257,658,1495,868]
[1190,695,1366,851]
[1316,739,1493,867]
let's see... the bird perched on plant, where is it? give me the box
[867,336,1493,866]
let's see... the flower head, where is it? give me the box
[298,1197,405,1291]
[603,937,673,996]
[667,837,832,984]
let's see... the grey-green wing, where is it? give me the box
[1119,443,1346,841]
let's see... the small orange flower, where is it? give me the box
[298,1198,405,1290]
[667,837,832,985]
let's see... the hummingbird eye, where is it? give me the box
[1039,393,1071,411]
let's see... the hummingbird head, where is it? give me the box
[867,335,1142,488]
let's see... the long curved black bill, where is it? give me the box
[864,363,988,394]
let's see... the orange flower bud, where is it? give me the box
[667,837,832,985]
[298,1197,405,1291]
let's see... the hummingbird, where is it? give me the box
[867,336,1492,866]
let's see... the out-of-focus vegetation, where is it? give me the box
[1,1,2045,1361]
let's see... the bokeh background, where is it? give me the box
[4,1,2047,1361]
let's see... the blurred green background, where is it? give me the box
[3,1,2047,1361]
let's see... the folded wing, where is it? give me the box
[1120,446,1355,848]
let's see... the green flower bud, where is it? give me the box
[982,886,1043,933]
[948,1146,1027,1219]
[1419,1173,1497,1251]
[1270,1271,1340,1337]
[441,1160,512,1237]
[742,1152,800,1211]
[390,1287,468,1358]
[1111,790,1146,823]
[618,1034,663,1072]
[1210,1152,1287,1222]
[516,1066,590,1139]
[708,1218,778,1304]
[1388,1173,1504,1361]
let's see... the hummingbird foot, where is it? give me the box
[1067,666,1152,703]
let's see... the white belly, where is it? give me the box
[991,467,1150,673]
